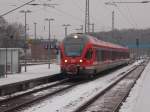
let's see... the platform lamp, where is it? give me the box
[20,10,32,72]
[45,18,55,69]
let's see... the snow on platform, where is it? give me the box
[0,64,60,87]
[120,60,150,112]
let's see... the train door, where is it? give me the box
[84,48,94,65]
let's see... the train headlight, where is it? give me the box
[64,59,68,63]
[74,35,78,39]
[79,59,83,63]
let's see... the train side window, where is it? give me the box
[112,51,116,60]
[85,49,93,60]
[96,49,102,62]
[98,49,102,61]
[101,50,105,61]
[96,49,99,61]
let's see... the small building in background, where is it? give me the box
[0,48,20,76]
[29,39,59,60]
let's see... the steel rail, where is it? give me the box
[0,63,131,112]
[0,79,84,112]
[112,61,147,112]
[73,61,146,112]
[0,78,68,104]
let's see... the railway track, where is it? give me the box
[0,78,84,112]
[0,60,145,112]
[73,60,147,112]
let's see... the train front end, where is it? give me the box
[60,34,92,78]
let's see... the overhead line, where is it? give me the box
[125,5,138,27]
[72,0,97,22]
[0,0,35,17]
[97,0,116,31]
[51,6,84,22]
[115,0,138,28]
[111,0,136,28]
[116,5,135,28]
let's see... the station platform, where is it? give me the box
[0,64,60,96]
[120,60,150,112]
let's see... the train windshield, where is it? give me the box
[64,35,87,56]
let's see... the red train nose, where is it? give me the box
[66,64,78,74]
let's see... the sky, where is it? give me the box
[0,0,150,40]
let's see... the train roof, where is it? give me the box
[89,35,128,50]
[67,33,129,51]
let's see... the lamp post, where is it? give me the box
[85,0,90,33]
[112,11,115,39]
[62,24,71,37]
[34,22,37,40]
[45,18,54,69]
[5,38,8,77]
[20,10,31,72]
[10,35,13,74]
[104,3,116,40]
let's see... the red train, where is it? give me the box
[60,33,130,78]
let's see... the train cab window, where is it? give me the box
[85,49,93,60]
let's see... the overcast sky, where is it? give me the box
[0,0,150,40]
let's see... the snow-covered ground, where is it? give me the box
[120,60,150,112]
[0,64,60,87]
[21,60,143,112]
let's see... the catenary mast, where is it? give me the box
[85,0,90,33]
